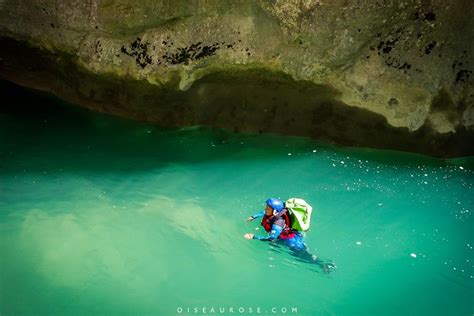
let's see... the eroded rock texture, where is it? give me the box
[0,0,472,156]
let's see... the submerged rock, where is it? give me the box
[0,0,472,157]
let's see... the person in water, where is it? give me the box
[244,198,336,273]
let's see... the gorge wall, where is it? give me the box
[0,0,472,157]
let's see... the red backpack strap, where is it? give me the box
[279,209,296,239]
[261,214,274,232]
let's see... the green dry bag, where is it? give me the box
[285,198,313,232]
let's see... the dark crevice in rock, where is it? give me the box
[424,41,436,55]
[120,37,153,69]
[451,50,472,86]
[411,11,436,22]
[372,25,415,73]
[455,69,472,84]
[388,98,399,108]
[161,42,220,65]
[120,35,242,67]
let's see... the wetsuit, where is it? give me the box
[250,210,336,272]
[250,210,306,251]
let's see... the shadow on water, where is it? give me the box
[263,240,336,275]
[1,79,472,175]
[0,79,314,173]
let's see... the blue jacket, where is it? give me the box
[250,211,306,251]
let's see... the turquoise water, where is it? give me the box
[1,84,473,315]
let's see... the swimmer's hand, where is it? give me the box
[322,262,337,274]
[246,217,254,222]
[244,233,254,240]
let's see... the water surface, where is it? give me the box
[0,83,473,315]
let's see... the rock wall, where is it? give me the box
[0,0,472,157]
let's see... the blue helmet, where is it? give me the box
[266,198,284,212]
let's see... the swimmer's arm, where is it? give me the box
[246,210,264,222]
[252,224,283,241]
